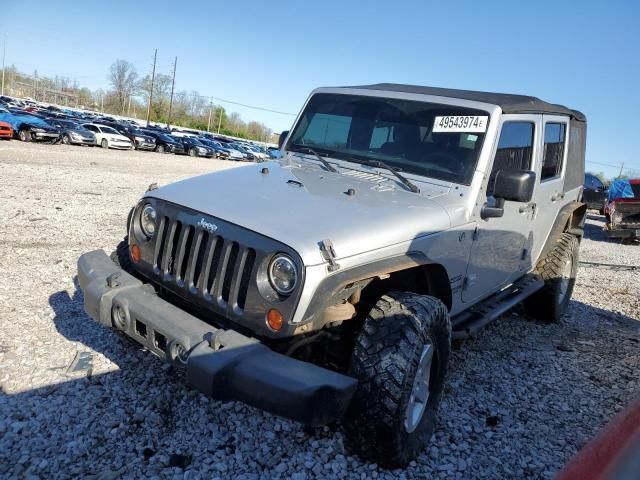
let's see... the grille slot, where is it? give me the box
[150,216,255,313]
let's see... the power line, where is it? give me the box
[180,91,296,116]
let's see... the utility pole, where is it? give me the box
[217,108,223,134]
[100,93,104,112]
[207,101,213,132]
[166,56,177,128]
[127,96,131,117]
[618,162,625,178]
[1,38,5,97]
[146,48,157,127]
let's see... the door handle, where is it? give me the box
[519,202,536,214]
[551,192,565,201]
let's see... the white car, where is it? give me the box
[82,123,133,149]
[246,145,268,160]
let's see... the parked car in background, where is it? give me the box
[267,146,282,158]
[0,121,13,139]
[142,130,185,154]
[228,142,254,160]
[197,138,230,159]
[0,107,60,142]
[583,173,608,213]
[604,178,640,242]
[82,123,132,149]
[245,144,268,160]
[176,136,215,157]
[47,118,97,146]
[107,123,156,151]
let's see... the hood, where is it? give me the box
[146,160,451,265]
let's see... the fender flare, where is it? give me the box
[539,201,587,260]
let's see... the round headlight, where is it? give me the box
[140,204,156,237]
[268,255,298,295]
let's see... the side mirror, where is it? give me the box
[481,169,536,220]
[278,130,289,150]
[493,169,536,203]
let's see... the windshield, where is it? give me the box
[287,93,490,184]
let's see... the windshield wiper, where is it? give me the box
[355,158,420,193]
[288,145,337,173]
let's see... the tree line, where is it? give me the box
[1,60,274,142]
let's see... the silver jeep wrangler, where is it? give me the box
[77,84,587,467]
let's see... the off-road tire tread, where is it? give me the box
[344,292,451,467]
[524,232,579,322]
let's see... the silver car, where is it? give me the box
[77,83,587,467]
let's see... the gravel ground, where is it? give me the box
[0,140,638,479]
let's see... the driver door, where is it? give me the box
[462,115,541,304]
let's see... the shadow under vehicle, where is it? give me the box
[76,84,587,467]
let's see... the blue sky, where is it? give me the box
[1,0,639,177]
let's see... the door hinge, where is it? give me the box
[319,239,340,272]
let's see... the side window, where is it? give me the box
[488,122,534,193]
[542,123,566,181]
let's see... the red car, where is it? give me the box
[604,178,640,241]
[0,121,12,139]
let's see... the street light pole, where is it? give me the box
[166,56,177,128]
[146,48,157,127]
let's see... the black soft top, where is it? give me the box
[346,83,585,122]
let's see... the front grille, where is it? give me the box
[153,217,256,312]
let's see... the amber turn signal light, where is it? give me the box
[266,309,284,331]
[130,244,141,263]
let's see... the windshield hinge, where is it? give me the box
[319,239,340,272]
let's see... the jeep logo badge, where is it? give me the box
[197,218,218,233]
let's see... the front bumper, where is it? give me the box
[71,136,97,145]
[136,140,156,150]
[33,131,60,140]
[77,249,357,425]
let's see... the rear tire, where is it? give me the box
[62,134,71,145]
[524,233,579,323]
[343,292,451,468]
[156,144,165,154]
[188,147,197,157]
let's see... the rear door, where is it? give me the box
[529,115,572,261]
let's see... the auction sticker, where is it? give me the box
[433,115,488,133]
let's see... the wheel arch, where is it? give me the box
[299,253,453,333]
[539,200,587,261]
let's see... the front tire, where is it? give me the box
[19,128,31,142]
[156,144,165,154]
[62,134,71,145]
[188,147,197,157]
[101,139,109,149]
[524,233,579,322]
[344,292,451,468]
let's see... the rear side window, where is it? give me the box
[488,122,534,193]
[542,123,566,180]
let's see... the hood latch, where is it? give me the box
[319,239,340,272]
